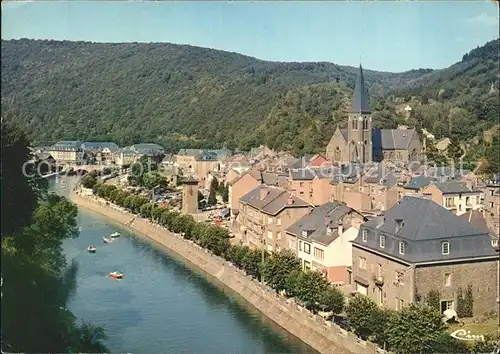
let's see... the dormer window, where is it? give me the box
[362,230,368,242]
[327,227,333,235]
[442,241,450,255]
[399,242,405,255]
[380,235,386,248]
[302,230,308,238]
[395,219,404,233]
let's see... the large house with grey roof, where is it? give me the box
[351,196,498,317]
[421,181,482,216]
[286,202,366,287]
[326,65,423,164]
[237,185,311,253]
[47,140,85,163]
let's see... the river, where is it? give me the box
[55,178,316,353]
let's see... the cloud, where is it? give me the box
[465,12,498,27]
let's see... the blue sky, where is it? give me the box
[2,1,498,72]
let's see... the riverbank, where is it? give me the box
[70,191,377,354]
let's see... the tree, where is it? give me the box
[207,180,217,206]
[425,289,441,312]
[463,284,474,318]
[485,135,500,174]
[386,304,445,354]
[319,286,344,314]
[241,248,262,278]
[289,270,328,311]
[446,137,464,165]
[345,294,382,340]
[81,174,97,189]
[260,250,301,293]
[222,183,229,203]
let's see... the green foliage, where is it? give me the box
[432,332,469,354]
[426,289,441,312]
[5,38,495,154]
[287,270,328,310]
[345,294,383,340]
[456,287,466,318]
[464,284,474,318]
[260,250,301,293]
[446,137,464,165]
[81,174,98,189]
[471,334,500,354]
[208,177,218,206]
[424,138,447,166]
[1,120,39,236]
[485,134,500,173]
[1,122,107,353]
[222,183,229,203]
[319,287,344,314]
[386,304,445,354]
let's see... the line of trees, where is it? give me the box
[91,181,499,354]
[1,121,108,353]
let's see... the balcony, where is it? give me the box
[373,275,384,286]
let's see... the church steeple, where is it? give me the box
[350,64,371,114]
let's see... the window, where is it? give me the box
[267,231,273,239]
[304,260,311,270]
[380,235,386,248]
[362,230,368,242]
[304,243,311,254]
[299,240,303,251]
[359,257,367,269]
[444,273,451,286]
[399,242,405,255]
[395,219,404,233]
[399,299,404,310]
[268,217,274,224]
[277,218,281,226]
[276,231,282,240]
[445,198,455,207]
[377,264,383,277]
[442,241,450,255]
[299,182,304,187]
[490,202,495,208]
[314,247,324,260]
[466,196,470,206]
[395,271,404,285]
[267,244,273,252]
[440,300,454,313]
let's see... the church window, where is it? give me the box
[352,119,358,130]
[363,119,369,130]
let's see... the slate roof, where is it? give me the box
[240,185,309,216]
[362,165,398,188]
[81,142,119,152]
[330,164,363,184]
[131,143,165,155]
[425,166,471,182]
[380,128,416,150]
[50,140,84,151]
[287,202,360,246]
[433,181,478,194]
[403,175,431,190]
[290,168,317,181]
[339,127,415,151]
[195,151,218,161]
[177,149,204,157]
[351,65,371,114]
[353,196,498,263]
[459,210,495,237]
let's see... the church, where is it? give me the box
[326,65,423,164]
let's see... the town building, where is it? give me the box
[238,185,310,252]
[81,142,120,165]
[286,168,332,206]
[47,140,85,163]
[351,196,498,316]
[286,202,366,287]
[325,65,423,164]
[421,181,482,216]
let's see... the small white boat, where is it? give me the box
[110,232,120,238]
[108,271,123,279]
[87,245,96,253]
[103,237,113,244]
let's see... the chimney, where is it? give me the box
[338,221,344,236]
[287,197,294,205]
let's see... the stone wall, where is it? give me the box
[70,192,381,354]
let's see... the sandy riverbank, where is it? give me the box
[70,191,375,354]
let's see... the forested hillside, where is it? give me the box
[1,38,498,154]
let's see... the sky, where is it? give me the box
[2,1,499,72]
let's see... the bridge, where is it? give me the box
[61,163,117,173]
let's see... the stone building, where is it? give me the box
[421,181,482,216]
[484,178,500,239]
[47,140,84,163]
[351,196,498,317]
[326,65,423,164]
[238,185,310,252]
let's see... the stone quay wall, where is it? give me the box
[70,192,383,354]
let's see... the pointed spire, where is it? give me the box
[351,64,371,114]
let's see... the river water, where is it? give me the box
[55,179,316,353]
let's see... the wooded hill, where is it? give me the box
[1,38,498,154]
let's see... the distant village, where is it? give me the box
[31,66,499,319]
